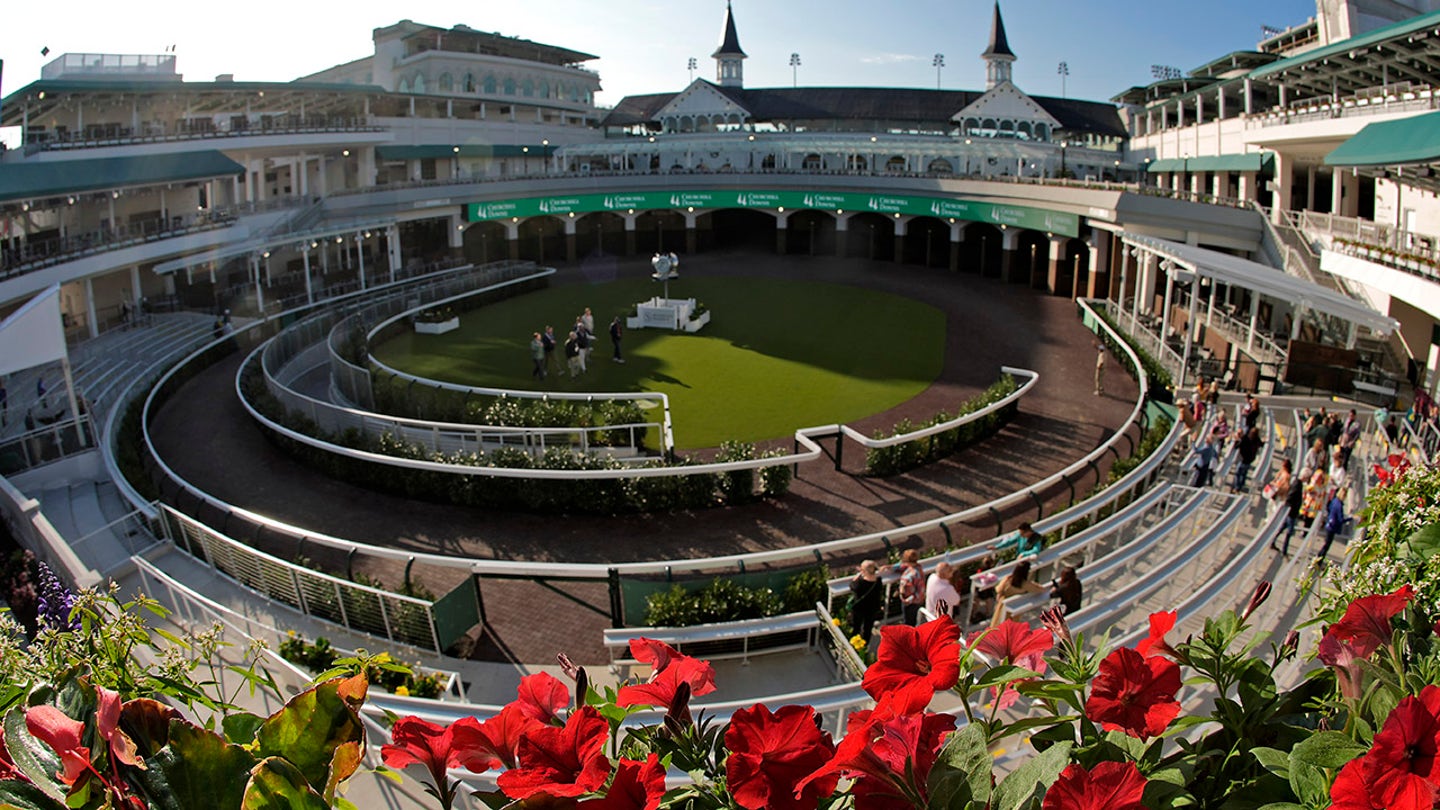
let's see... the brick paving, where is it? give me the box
[148,250,1140,665]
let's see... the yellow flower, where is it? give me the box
[394,685,410,696]
[849,634,866,651]
[831,618,841,626]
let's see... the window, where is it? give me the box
[483,75,497,94]
[464,73,475,93]
[539,80,550,98]
[522,79,533,97]
[503,78,516,96]
[803,154,822,171]
[412,73,427,93]
[397,78,410,93]
[438,73,453,92]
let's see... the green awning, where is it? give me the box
[1325,111,1440,167]
[0,150,244,204]
[1184,152,1271,173]
[1146,158,1186,173]
[1250,9,1440,81]
[375,144,539,160]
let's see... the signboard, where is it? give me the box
[464,189,1080,237]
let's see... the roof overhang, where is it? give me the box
[1325,110,1440,167]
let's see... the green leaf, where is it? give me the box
[241,758,329,810]
[1255,804,1308,810]
[253,680,364,791]
[927,724,992,809]
[0,780,68,810]
[1103,729,1146,760]
[1398,523,1440,560]
[221,713,265,746]
[1291,731,1367,770]
[1250,746,1292,778]
[138,718,257,810]
[1288,760,1328,808]
[975,665,1043,689]
[992,741,1071,810]
[2,709,67,804]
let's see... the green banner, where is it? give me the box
[464,189,1079,237]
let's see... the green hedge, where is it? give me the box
[864,374,1020,476]
[241,358,791,515]
[643,566,828,627]
[1090,307,1174,401]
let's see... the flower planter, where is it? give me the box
[415,317,459,335]
[682,311,711,333]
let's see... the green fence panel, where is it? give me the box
[432,576,481,651]
[618,567,810,627]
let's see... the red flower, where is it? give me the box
[1041,761,1149,810]
[1317,633,1364,701]
[616,655,716,708]
[1330,758,1383,810]
[1328,584,1416,659]
[969,619,1052,710]
[517,672,571,725]
[24,705,91,785]
[1363,685,1440,810]
[726,704,837,810]
[861,616,961,713]
[475,703,545,770]
[581,754,666,810]
[1085,647,1181,739]
[95,687,143,769]
[382,715,498,798]
[1135,611,1179,659]
[797,695,956,810]
[628,638,679,672]
[499,706,612,800]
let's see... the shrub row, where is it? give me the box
[1089,307,1174,401]
[242,359,792,515]
[642,566,829,627]
[276,633,447,698]
[863,374,1020,476]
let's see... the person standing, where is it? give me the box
[581,308,596,366]
[541,326,558,376]
[925,562,961,620]
[564,330,582,378]
[574,318,590,375]
[1093,345,1106,396]
[1190,434,1218,487]
[1049,566,1082,615]
[529,332,546,380]
[1232,425,1263,492]
[609,316,624,363]
[1274,463,1305,555]
[1242,393,1262,433]
[895,549,925,626]
[849,560,884,647]
[1316,486,1352,560]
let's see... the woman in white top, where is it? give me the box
[1327,448,1348,492]
[925,562,961,620]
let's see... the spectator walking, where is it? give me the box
[895,549,925,626]
[849,560,884,647]
[1300,465,1329,524]
[529,332,546,380]
[580,309,596,366]
[1316,486,1352,560]
[1093,345,1106,396]
[564,331,582,377]
[1232,426,1263,492]
[609,316,624,363]
[1273,467,1305,555]
[991,559,1045,627]
[1339,409,1361,468]
[1242,393,1261,433]
[1050,566,1083,615]
[1189,434,1218,487]
[925,562,961,620]
[1265,458,1293,519]
[542,326,558,375]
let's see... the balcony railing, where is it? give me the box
[23,116,385,154]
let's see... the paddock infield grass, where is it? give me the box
[372,277,945,449]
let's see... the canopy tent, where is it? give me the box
[1324,110,1440,167]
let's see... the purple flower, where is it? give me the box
[34,563,78,631]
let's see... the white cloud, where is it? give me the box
[859,53,925,65]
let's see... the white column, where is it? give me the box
[388,225,401,282]
[302,247,314,305]
[84,278,99,339]
[1330,169,1345,215]
[1271,152,1291,224]
[1238,171,1255,202]
[130,266,142,305]
[356,235,367,291]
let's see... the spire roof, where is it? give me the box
[982,2,1015,59]
[712,1,747,58]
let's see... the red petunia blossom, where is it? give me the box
[516,672,571,725]
[474,704,545,770]
[580,754,666,810]
[1085,647,1181,739]
[1041,761,1149,810]
[498,706,612,800]
[24,705,91,785]
[616,655,716,708]
[1363,685,1440,810]
[726,704,838,810]
[797,694,956,810]
[969,619,1052,711]
[861,616,962,713]
[1317,633,1365,701]
[1330,758,1383,810]
[1327,584,1416,659]
[382,715,498,795]
[628,638,679,673]
[1135,611,1179,659]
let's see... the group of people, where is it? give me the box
[1183,389,1266,492]
[1265,406,1361,559]
[529,307,625,381]
[847,526,1082,646]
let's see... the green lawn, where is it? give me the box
[372,277,945,449]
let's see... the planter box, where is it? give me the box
[415,317,459,335]
[682,311,711,333]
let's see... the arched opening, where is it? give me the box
[412,74,427,94]
[438,73,453,92]
[848,154,868,172]
[463,73,476,93]
[576,211,626,257]
[461,221,508,265]
[1016,231,1049,289]
[1060,238,1090,298]
[902,216,949,268]
[960,223,1002,277]
[503,78,516,96]
[522,79,534,97]
[516,216,564,263]
[786,210,838,257]
[927,158,954,175]
[760,154,777,171]
[483,76,497,94]
[634,211,686,255]
[708,209,776,251]
[843,212,895,261]
[397,78,410,93]
[802,154,823,171]
[885,156,907,174]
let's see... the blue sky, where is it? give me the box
[1,0,1318,105]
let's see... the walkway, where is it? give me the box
[146,250,1142,664]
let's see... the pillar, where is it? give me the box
[684,212,698,255]
[564,216,577,263]
[387,225,402,282]
[1306,165,1317,212]
[1000,227,1022,283]
[1238,171,1255,202]
[892,216,906,264]
[84,278,99,339]
[1213,171,1230,199]
[623,214,637,255]
[949,222,967,273]
[356,234,367,291]
[1190,171,1205,198]
[302,247,314,304]
[1271,152,1291,224]
[775,212,788,254]
[835,213,850,257]
[1046,235,1067,295]
[449,212,465,259]
[1087,231,1110,298]
[1339,169,1360,217]
[505,220,520,261]
[360,148,376,189]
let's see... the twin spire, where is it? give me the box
[710,2,1016,91]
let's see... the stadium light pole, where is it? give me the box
[687,57,697,83]
[1058,61,1069,98]
[933,53,945,90]
[790,53,801,88]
